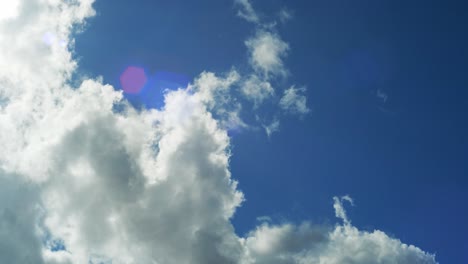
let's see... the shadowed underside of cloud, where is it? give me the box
[0,0,437,263]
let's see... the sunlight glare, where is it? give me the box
[0,1,20,21]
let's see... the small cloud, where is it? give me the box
[279,86,310,115]
[333,195,354,225]
[256,216,272,223]
[192,70,247,131]
[245,31,289,79]
[263,119,280,138]
[278,8,293,24]
[378,106,397,116]
[192,70,240,108]
[234,0,260,24]
[376,89,388,103]
[241,75,274,107]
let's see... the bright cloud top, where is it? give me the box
[0,0,437,263]
[0,0,20,21]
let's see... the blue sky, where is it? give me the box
[0,0,466,263]
[72,1,468,263]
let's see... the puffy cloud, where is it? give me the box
[239,3,308,117]
[280,86,310,115]
[192,70,240,108]
[241,75,274,107]
[0,0,437,263]
[242,197,437,264]
[246,30,289,79]
[191,70,247,131]
[236,0,289,81]
[0,2,244,262]
[39,86,245,263]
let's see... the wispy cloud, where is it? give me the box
[234,0,260,23]
[376,89,388,103]
[280,86,310,115]
[241,75,274,107]
[278,8,293,24]
[237,1,307,118]
[263,118,280,138]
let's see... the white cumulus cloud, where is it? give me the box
[246,30,289,79]
[0,0,437,263]
[242,197,436,264]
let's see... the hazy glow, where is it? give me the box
[43,32,55,46]
[120,66,148,94]
[42,32,67,47]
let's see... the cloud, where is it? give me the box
[236,0,308,117]
[191,70,247,131]
[278,8,293,24]
[242,197,437,264]
[40,86,245,263]
[241,75,274,107]
[0,0,437,263]
[245,30,289,79]
[333,195,354,225]
[263,119,280,138]
[236,0,289,80]
[0,0,20,21]
[0,173,43,263]
[234,0,259,23]
[376,89,388,103]
[280,86,310,115]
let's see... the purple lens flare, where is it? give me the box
[120,66,148,94]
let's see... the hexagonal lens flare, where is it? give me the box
[120,66,147,94]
